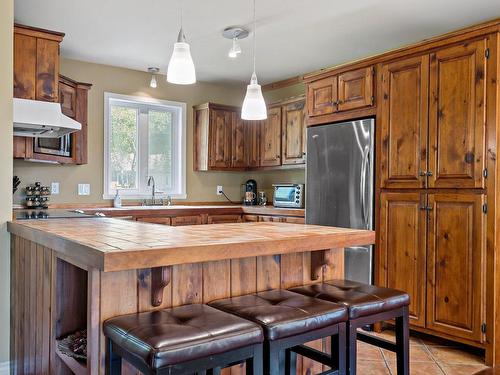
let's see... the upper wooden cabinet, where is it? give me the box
[307,66,374,118]
[337,67,374,111]
[428,40,487,189]
[245,120,261,168]
[13,24,91,164]
[260,106,282,167]
[281,99,306,165]
[380,55,429,189]
[307,77,337,117]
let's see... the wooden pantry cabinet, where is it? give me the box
[193,96,306,171]
[379,191,485,342]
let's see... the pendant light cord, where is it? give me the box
[252,0,256,74]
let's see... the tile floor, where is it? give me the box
[358,329,489,374]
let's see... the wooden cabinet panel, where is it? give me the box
[193,106,210,171]
[337,67,374,111]
[245,120,260,168]
[231,116,246,168]
[428,40,486,188]
[307,77,337,117]
[281,99,306,165]
[426,193,485,342]
[171,215,204,226]
[136,217,172,225]
[207,215,243,224]
[260,107,282,166]
[36,38,59,102]
[282,217,305,224]
[13,33,36,99]
[380,55,429,189]
[244,214,260,222]
[209,109,233,168]
[59,81,76,118]
[379,192,427,327]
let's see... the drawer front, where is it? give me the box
[171,215,204,226]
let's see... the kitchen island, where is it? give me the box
[8,218,374,374]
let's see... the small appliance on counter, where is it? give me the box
[272,184,304,208]
[244,179,258,205]
[258,191,267,206]
[24,181,51,209]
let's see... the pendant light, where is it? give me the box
[167,9,196,85]
[148,67,159,88]
[241,0,267,120]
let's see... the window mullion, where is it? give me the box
[138,108,149,195]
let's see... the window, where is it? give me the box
[104,93,186,199]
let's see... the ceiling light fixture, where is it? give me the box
[222,27,249,59]
[241,0,267,120]
[148,67,159,88]
[167,9,196,85]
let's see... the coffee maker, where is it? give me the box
[244,179,258,205]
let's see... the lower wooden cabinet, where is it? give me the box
[379,191,485,342]
[136,217,172,225]
[379,192,427,327]
[207,214,242,224]
[171,215,204,226]
[244,214,305,224]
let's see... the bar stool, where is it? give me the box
[103,304,264,375]
[290,280,410,375]
[209,289,348,375]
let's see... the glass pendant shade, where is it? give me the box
[149,74,158,88]
[242,72,267,120]
[228,38,242,58]
[167,28,196,85]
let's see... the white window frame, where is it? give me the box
[103,92,186,200]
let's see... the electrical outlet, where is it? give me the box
[78,183,91,196]
[217,186,223,196]
[51,182,60,195]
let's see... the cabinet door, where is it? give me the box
[231,116,246,168]
[337,67,374,111]
[260,107,282,167]
[307,77,337,117]
[209,109,233,168]
[380,55,429,189]
[245,120,260,168]
[428,40,486,188]
[171,215,204,226]
[36,38,59,102]
[281,100,306,165]
[137,217,172,225]
[59,81,76,118]
[379,192,427,327]
[207,215,243,224]
[13,33,36,99]
[426,193,485,342]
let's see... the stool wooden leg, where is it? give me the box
[346,322,357,375]
[395,306,409,375]
[106,338,122,375]
[285,349,296,375]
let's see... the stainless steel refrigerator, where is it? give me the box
[306,118,374,284]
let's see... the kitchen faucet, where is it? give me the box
[147,175,156,205]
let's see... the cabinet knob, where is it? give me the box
[427,171,433,176]
[419,171,427,177]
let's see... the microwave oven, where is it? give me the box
[272,184,304,208]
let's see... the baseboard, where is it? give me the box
[0,361,10,375]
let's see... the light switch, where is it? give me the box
[78,183,91,196]
[51,182,60,195]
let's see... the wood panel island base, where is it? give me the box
[8,218,375,374]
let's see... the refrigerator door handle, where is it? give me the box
[360,147,370,229]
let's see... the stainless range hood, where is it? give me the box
[13,98,81,138]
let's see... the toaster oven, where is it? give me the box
[272,184,304,208]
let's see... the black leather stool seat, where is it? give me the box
[103,304,263,370]
[290,279,410,319]
[208,289,348,341]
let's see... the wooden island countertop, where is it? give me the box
[7,218,374,272]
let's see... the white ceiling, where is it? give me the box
[14,0,500,85]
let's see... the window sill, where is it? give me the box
[102,194,187,200]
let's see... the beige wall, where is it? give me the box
[13,58,305,205]
[264,82,306,104]
[0,0,13,368]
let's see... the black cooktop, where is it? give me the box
[14,209,95,220]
